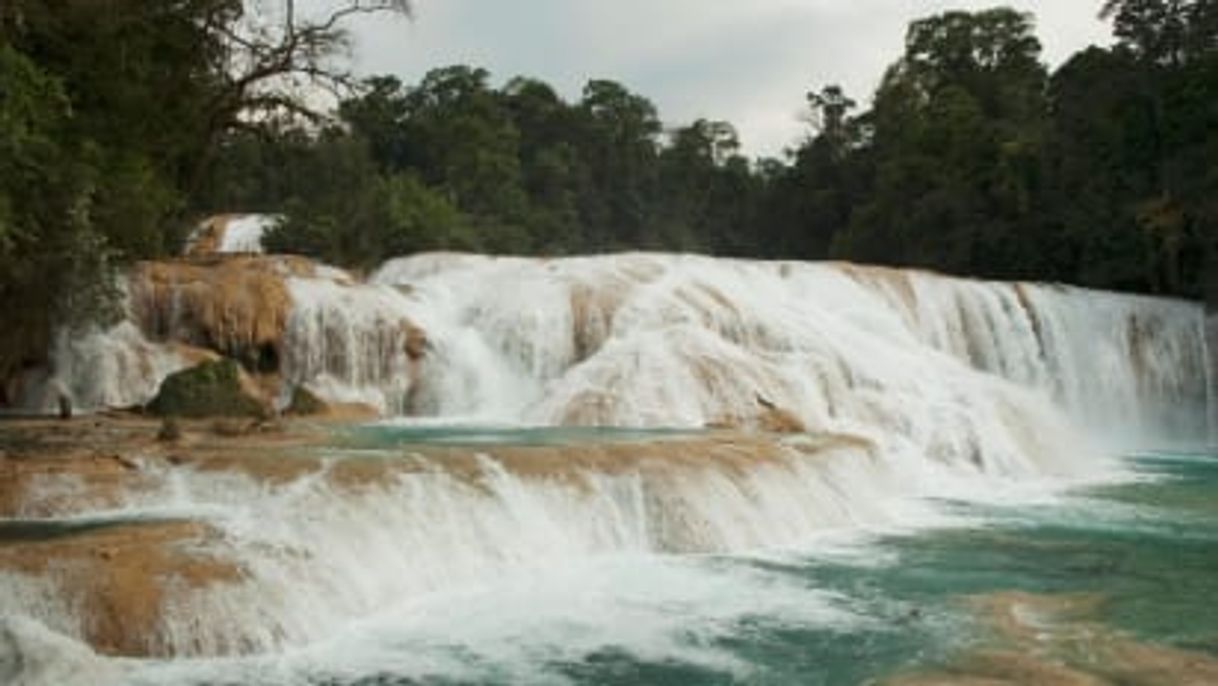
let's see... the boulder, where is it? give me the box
[404,323,428,361]
[146,360,267,419]
[757,406,807,434]
[285,386,327,417]
[284,385,380,421]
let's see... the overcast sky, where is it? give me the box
[344,1,1113,157]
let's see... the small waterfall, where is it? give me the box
[0,433,1015,659]
[881,270,1210,441]
[15,316,192,415]
[0,616,122,686]
[280,275,425,413]
[184,214,274,256]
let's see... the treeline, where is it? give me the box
[205,3,1218,299]
[203,71,761,262]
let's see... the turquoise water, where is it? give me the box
[536,452,1218,684]
[339,423,698,448]
[127,449,1218,685]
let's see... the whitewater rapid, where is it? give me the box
[0,253,1211,683]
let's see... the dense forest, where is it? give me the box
[2,1,1216,379]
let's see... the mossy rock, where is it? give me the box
[146,360,265,418]
[285,386,327,417]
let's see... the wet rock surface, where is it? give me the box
[0,416,876,658]
[146,359,268,418]
[888,592,1218,686]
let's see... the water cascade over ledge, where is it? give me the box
[0,252,1210,678]
[27,253,1209,448]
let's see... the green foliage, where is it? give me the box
[233,3,1216,299]
[260,133,477,268]
[830,9,1050,278]
[789,4,1211,296]
[0,2,205,380]
[0,42,119,381]
[254,68,765,264]
[146,359,265,419]
[0,0,407,388]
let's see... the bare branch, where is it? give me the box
[185,0,410,195]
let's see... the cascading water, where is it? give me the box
[368,253,1208,446]
[27,252,1209,444]
[1,253,1211,685]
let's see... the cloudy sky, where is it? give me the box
[344,1,1113,156]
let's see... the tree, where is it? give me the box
[0,43,117,389]
[263,136,475,269]
[831,8,1049,277]
[655,120,746,252]
[1101,0,1190,66]
[131,5,1218,309]
[0,0,410,387]
[1086,0,1217,294]
[502,77,586,252]
[578,80,663,249]
[398,66,532,249]
[806,85,857,157]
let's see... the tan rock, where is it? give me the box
[886,591,1218,686]
[0,521,240,657]
[756,406,807,434]
[130,256,310,370]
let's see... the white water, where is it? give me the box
[280,274,421,412]
[31,253,1208,446]
[183,214,273,255]
[217,216,273,254]
[0,431,1001,683]
[15,322,190,414]
[0,616,124,686]
[1,253,1210,682]
[365,254,1206,446]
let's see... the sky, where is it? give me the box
[343,1,1114,157]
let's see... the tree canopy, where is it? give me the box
[0,0,409,385]
[241,3,1214,299]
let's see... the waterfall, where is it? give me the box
[367,254,1208,447]
[26,253,1207,445]
[3,253,1209,671]
[0,433,1013,660]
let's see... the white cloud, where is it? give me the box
[345,1,1113,156]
